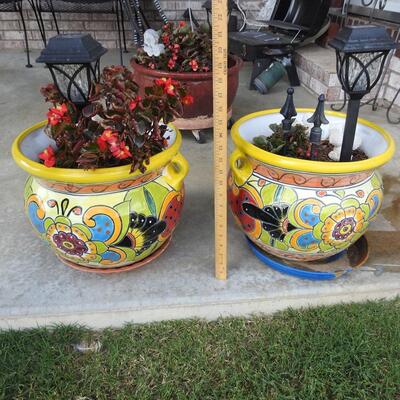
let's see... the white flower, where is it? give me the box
[328,125,361,150]
[143,29,165,57]
[328,147,342,161]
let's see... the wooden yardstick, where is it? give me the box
[212,0,228,280]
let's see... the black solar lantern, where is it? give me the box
[330,25,397,161]
[37,33,107,108]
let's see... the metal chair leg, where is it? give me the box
[387,87,400,124]
[16,0,32,67]
[27,0,47,44]
[48,0,60,34]
[120,0,142,47]
[119,2,128,53]
[115,0,124,65]
[331,95,347,112]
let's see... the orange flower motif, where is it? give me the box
[182,95,194,105]
[47,103,71,126]
[39,145,56,167]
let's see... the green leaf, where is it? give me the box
[44,218,54,231]
[24,177,34,200]
[55,216,71,226]
[334,190,345,199]
[144,187,157,216]
[114,201,131,243]
[92,241,108,254]
[72,223,92,240]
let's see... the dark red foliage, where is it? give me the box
[40,65,190,172]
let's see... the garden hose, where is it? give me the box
[152,0,168,24]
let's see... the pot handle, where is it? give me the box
[230,148,253,186]
[163,152,189,191]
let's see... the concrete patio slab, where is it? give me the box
[1,50,400,329]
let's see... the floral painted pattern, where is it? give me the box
[317,201,366,249]
[242,203,296,241]
[25,177,184,268]
[228,167,384,260]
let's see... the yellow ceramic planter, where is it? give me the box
[12,121,189,272]
[228,109,395,261]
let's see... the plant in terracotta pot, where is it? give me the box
[131,21,243,142]
[12,35,190,273]
[228,25,397,267]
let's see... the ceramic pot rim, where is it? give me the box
[130,55,243,82]
[12,120,182,184]
[231,108,395,174]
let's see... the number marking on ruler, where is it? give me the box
[212,0,228,280]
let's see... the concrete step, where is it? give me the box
[294,44,396,106]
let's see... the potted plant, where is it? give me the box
[228,26,397,264]
[131,22,243,142]
[12,58,190,273]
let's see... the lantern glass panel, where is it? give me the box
[51,61,99,105]
[348,51,384,91]
[338,50,387,94]
[54,64,88,103]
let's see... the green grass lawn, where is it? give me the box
[1,299,400,400]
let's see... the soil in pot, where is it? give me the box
[252,124,368,162]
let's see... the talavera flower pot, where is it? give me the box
[12,121,189,272]
[228,109,395,262]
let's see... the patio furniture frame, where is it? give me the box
[0,0,42,67]
[228,0,330,90]
[33,0,128,64]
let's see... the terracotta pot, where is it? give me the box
[228,109,395,262]
[130,55,243,119]
[12,121,189,272]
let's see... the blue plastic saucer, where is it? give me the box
[247,238,355,281]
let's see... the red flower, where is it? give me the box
[97,128,119,151]
[179,21,186,27]
[168,58,176,70]
[111,141,132,160]
[154,78,178,95]
[182,94,194,105]
[155,78,166,86]
[39,145,56,167]
[162,34,170,45]
[173,44,180,51]
[129,96,142,111]
[202,66,210,72]
[96,136,108,151]
[47,103,71,126]
[189,59,199,72]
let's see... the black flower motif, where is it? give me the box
[115,212,166,255]
[243,203,296,241]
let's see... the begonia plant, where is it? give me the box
[39,65,193,172]
[135,22,212,73]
